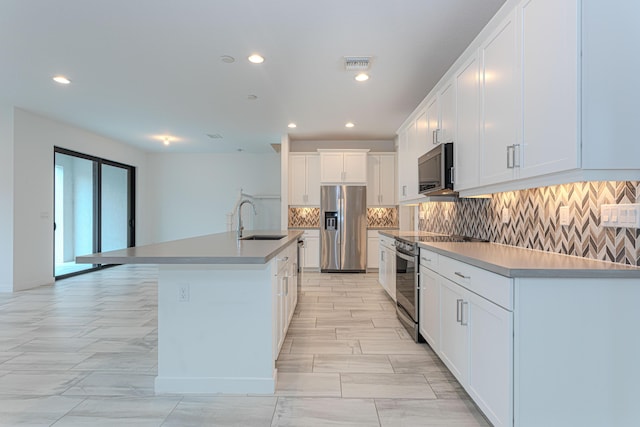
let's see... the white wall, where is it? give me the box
[145,152,281,243]
[0,103,14,292]
[12,108,148,291]
[290,139,395,152]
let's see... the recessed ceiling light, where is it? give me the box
[163,137,171,146]
[52,75,71,85]
[248,54,265,64]
[355,73,369,82]
[288,123,297,129]
[220,55,235,63]
[345,122,355,128]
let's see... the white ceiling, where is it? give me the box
[0,0,505,153]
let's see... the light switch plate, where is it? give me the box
[559,206,570,226]
[601,203,640,228]
[501,208,510,224]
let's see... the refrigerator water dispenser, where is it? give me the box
[324,212,338,230]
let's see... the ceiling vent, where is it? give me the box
[344,56,371,71]
[206,133,223,140]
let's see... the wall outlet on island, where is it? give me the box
[178,284,190,302]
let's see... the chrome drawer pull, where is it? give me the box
[454,272,470,280]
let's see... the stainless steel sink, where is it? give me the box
[240,235,286,241]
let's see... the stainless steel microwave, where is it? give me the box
[418,142,456,196]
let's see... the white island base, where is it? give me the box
[155,264,281,394]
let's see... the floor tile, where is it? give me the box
[313,354,394,373]
[0,371,85,396]
[272,397,380,427]
[62,372,155,397]
[276,354,314,373]
[165,396,278,427]
[360,340,432,355]
[336,327,406,341]
[375,398,490,426]
[341,373,436,399]
[52,396,180,427]
[0,395,83,427]
[275,373,341,397]
[290,339,361,355]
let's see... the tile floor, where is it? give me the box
[0,265,490,426]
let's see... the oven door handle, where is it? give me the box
[396,250,415,263]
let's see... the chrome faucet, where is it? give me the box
[237,199,257,239]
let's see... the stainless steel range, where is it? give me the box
[395,234,487,342]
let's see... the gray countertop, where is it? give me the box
[377,230,640,279]
[76,230,303,265]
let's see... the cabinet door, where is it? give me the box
[378,245,387,289]
[439,279,468,384]
[405,119,420,200]
[439,81,456,144]
[425,98,439,147]
[378,154,396,205]
[466,290,513,427]
[519,0,578,179]
[454,54,481,191]
[304,236,320,269]
[397,125,413,201]
[289,155,307,205]
[386,247,396,301]
[305,154,321,205]
[367,236,379,269]
[367,155,381,206]
[343,152,367,183]
[419,266,440,350]
[320,152,344,183]
[479,12,519,186]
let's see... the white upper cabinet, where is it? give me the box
[479,11,519,187]
[454,54,480,191]
[518,0,579,178]
[397,121,421,202]
[289,153,320,206]
[367,154,396,206]
[319,150,368,184]
[438,80,456,145]
[397,0,640,198]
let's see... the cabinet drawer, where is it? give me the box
[419,249,438,270]
[303,230,319,238]
[438,255,512,311]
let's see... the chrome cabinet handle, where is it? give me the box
[420,257,432,263]
[278,256,289,262]
[450,166,455,184]
[461,301,468,326]
[506,145,513,169]
[454,272,469,280]
[456,299,463,323]
[513,144,521,168]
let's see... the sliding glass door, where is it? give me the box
[54,148,135,279]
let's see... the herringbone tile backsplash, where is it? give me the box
[418,181,640,266]
[289,207,398,229]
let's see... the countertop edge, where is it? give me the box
[418,241,640,279]
[76,230,303,265]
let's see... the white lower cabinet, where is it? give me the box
[420,248,512,427]
[418,264,439,350]
[302,230,319,269]
[367,230,380,269]
[439,278,469,383]
[378,234,396,301]
[466,289,512,427]
[272,243,298,361]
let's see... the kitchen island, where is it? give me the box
[77,230,303,394]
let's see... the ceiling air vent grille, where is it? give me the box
[344,56,371,71]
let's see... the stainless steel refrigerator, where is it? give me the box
[320,185,367,272]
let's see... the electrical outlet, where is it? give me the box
[501,208,510,224]
[559,206,570,226]
[178,284,190,302]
